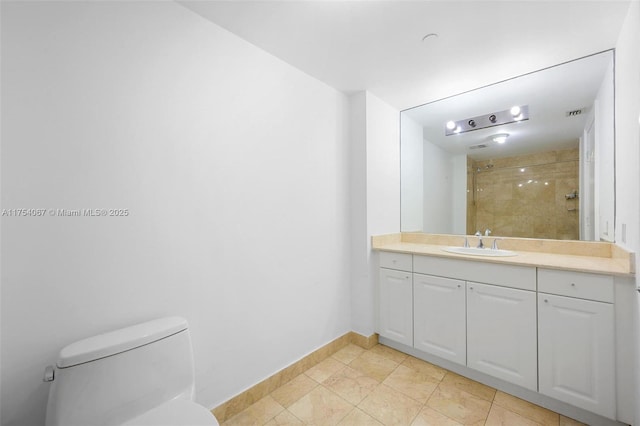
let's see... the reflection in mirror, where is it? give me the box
[401,50,614,241]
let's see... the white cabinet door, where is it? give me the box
[379,268,413,346]
[414,274,466,365]
[467,282,537,391]
[538,293,615,419]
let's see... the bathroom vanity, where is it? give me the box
[373,233,635,425]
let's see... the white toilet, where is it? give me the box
[44,316,219,426]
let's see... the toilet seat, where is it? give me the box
[122,398,219,426]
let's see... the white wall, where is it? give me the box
[614,1,640,257]
[423,141,455,234]
[367,92,401,240]
[400,122,466,235]
[595,60,615,242]
[349,92,369,335]
[0,2,352,426]
[350,91,400,337]
[613,1,640,425]
[400,115,423,232]
[451,154,468,235]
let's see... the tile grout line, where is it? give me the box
[263,348,362,426]
[214,332,376,423]
[359,353,431,425]
[226,343,573,426]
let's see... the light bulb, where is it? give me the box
[446,121,457,130]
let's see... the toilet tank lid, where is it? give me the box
[57,316,188,368]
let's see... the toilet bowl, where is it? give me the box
[44,317,219,426]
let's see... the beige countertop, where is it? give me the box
[372,233,635,277]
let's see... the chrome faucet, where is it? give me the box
[492,238,503,250]
[485,228,491,237]
[474,231,484,248]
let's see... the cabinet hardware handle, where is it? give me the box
[469,286,474,290]
[457,284,461,288]
[544,299,549,303]
[571,283,576,286]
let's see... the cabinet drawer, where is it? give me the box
[379,252,412,271]
[538,268,613,303]
[414,255,536,291]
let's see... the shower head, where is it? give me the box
[476,164,494,173]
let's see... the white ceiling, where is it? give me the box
[178,0,630,111]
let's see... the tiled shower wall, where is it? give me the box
[466,148,579,240]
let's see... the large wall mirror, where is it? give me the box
[401,50,615,242]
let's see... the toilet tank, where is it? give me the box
[45,317,196,426]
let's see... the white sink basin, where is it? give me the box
[443,247,518,257]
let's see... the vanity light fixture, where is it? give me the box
[445,105,529,136]
[492,133,509,144]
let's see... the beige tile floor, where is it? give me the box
[221,344,587,426]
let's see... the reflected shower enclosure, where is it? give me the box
[467,149,579,240]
